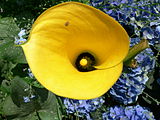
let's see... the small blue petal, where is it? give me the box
[23,96,30,103]
[63,97,104,119]
[14,29,27,45]
[103,105,155,120]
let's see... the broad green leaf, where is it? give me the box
[2,76,62,120]
[38,110,60,120]
[0,59,17,81]
[1,79,11,94]
[12,112,39,120]
[39,92,62,120]
[2,96,21,116]
[11,76,41,116]
[0,17,27,63]
[0,17,19,38]
[0,37,27,63]
[33,87,48,103]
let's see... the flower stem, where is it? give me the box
[124,39,149,67]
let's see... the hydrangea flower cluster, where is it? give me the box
[110,38,155,104]
[90,0,158,105]
[102,105,155,120]
[90,0,160,47]
[141,24,160,52]
[63,97,105,119]
[14,29,27,45]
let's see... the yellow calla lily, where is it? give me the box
[21,2,129,99]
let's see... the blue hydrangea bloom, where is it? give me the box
[110,38,155,104]
[14,29,27,45]
[63,97,105,119]
[141,23,160,46]
[90,0,160,39]
[102,105,155,120]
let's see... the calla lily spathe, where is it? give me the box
[22,2,129,99]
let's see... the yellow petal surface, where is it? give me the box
[22,2,129,99]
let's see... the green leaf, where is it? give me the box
[0,79,11,94]
[2,96,21,116]
[0,17,27,63]
[38,110,60,120]
[11,76,41,116]
[0,17,19,38]
[12,112,39,120]
[2,95,39,119]
[33,87,48,103]
[2,76,61,119]
[0,37,27,63]
[0,59,17,81]
[39,92,62,120]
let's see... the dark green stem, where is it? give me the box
[124,39,149,67]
